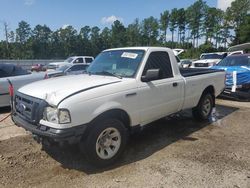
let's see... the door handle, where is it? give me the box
[125,92,137,97]
[173,82,178,87]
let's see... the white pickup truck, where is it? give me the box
[47,56,94,70]
[191,51,244,68]
[12,47,225,166]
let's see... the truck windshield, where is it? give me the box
[201,54,226,60]
[217,55,250,66]
[56,64,71,71]
[87,50,145,78]
[64,57,74,63]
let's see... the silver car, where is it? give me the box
[47,63,90,78]
[0,64,46,107]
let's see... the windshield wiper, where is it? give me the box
[94,71,122,79]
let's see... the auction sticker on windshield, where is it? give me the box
[121,52,138,59]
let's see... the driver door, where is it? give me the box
[137,51,184,125]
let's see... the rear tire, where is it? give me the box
[79,118,128,167]
[192,93,214,121]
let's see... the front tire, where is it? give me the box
[192,93,214,121]
[79,118,128,167]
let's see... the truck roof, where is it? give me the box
[228,43,250,52]
[104,47,173,52]
[201,52,227,55]
[227,53,250,57]
[70,56,94,58]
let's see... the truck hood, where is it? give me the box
[18,74,121,106]
[194,59,221,64]
[49,62,67,66]
[47,70,64,76]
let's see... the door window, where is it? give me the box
[12,66,29,76]
[85,58,93,63]
[74,58,84,63]
[142,51,173,79]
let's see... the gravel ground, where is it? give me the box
[0,99,250,188]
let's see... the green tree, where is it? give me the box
[100,27,112,50]
[160,10,170,43]
[60,25,78,56]
[16,21,31,44]
[141,16,159,46]
[176,8,186,45]
[15,21,32,58]
[238,14,250,43]
[32,24,52,58]
[126,18,142,46]
[169,8,178,47]
[79,26,92,55]
[111,20,127,47]
[203,7,224,47]
[90,26,101,56]
[186,0,206,47]
[51,30,63,58]
[50,26,78,58]
[226,0,250,44]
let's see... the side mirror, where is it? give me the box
[66,68,72,73]
[141,69,160,82]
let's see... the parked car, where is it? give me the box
[211,54,250,100]
[191,51,244,68]
[47,56,94,70]
[0,64,46,107]
[190,52,228,68]
[12,47,225,167]
[31,64,47,72]
[173,48,184,67]
[46,63,90,78]
[180,59,196,68]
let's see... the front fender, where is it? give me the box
[93,101,124,118]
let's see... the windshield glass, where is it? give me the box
[87,50,145,78]
[201,54,226,60]
[182,60,191,64]
[217,55,250,66]
[56,64,71,71]
[64,57,74,63]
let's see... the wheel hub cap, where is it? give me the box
[96,127,121,160]
[202,98,211,116]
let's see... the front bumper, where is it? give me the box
[12,113,87,144]
[220,88,250,101]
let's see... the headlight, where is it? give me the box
[208,62,216,67]
[44,107,58,123]
[44,107,71,124]
[58,109,71,124]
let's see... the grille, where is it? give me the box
[15,93,44,124]
[194,63,209,67]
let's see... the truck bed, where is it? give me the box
[179,68,224,77]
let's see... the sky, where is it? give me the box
[0,0,235,40]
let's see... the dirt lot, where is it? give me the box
[0,99,250,188]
